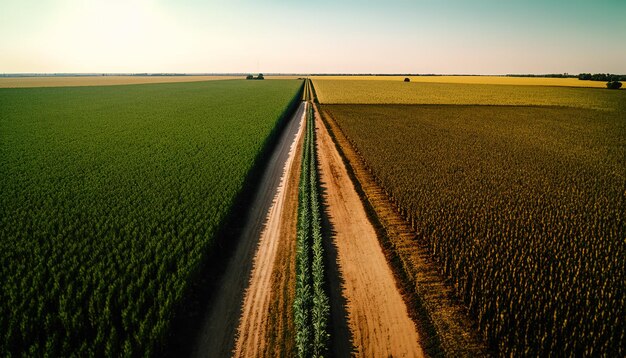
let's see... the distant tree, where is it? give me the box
[404,77,410,82]
[257,73,265,80]
[578,73,626,82]
[606,81,622,89]
[246,74,254,80]
[592,74,605,81]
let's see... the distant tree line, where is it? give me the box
[506,73,576,78]
[606,81,622,89]
[246,73,264,80]
[578,73,626,81]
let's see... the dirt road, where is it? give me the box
[315,106,425,357]
[233,103,306,357]
[192,102,305,358]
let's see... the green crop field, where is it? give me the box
[322,91,625,355]
[312,79,623,109]
[0,79,302,356]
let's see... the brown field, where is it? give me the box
[311,75,608,88]
[318,105,489,357]
[264,75,305,80]
[311,79,623,109]
[321,103,625,356]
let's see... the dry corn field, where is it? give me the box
[312,79,621,109]
[311,75,608,88]
[321,97,625,356]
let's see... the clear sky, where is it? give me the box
[1,0,625,74]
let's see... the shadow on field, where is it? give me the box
[163,197,256,357]
[318,179,355,357]
[162,88,304,358]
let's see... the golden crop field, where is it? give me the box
[0,76,242,88]
[323,103,625,356]
[311,79,624,109]
[311,75,607,88]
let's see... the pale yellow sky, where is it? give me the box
[1,0,625,74]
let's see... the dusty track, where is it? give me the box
[257,120,304,356]
[192,103,305,358]
[315,106,424,357]
[233,103,306,357]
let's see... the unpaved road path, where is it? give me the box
[192,102,305,358]
[315,106,425,357]
[233,103,306,357]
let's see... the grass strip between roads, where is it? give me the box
[293,100,330,357]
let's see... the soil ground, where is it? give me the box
[191,103,305,358]
[314,105,424,357]
[232,103,305,357]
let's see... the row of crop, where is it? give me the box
[323,104,625,356]
[293,100,330,357]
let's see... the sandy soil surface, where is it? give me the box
[233,103,306,357]
[0,76,241,88]
[192,103,305,358]
[315,106,424,357]
[256,106,305,357]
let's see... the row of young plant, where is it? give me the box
[294,101,330,357]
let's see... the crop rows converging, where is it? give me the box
[293,101,330,357]
[323,103,625,356]
[0,80,303,356]
[302,78,310,101]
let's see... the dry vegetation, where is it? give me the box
[312,79,621,109]
[311,76,608,88]
[321,107,490,357]
[322,102,625,356]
